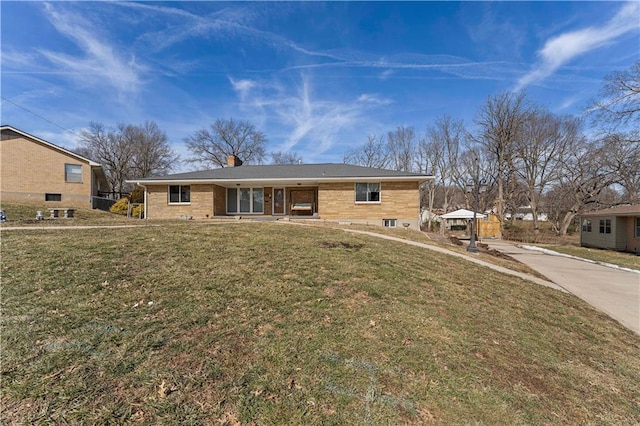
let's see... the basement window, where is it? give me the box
[383,219,397,228]
[45,193,62,202]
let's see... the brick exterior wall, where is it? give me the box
[146,184,214,219]
[318,181,420,228]
[144,180,421,227]
[0,132,95,208]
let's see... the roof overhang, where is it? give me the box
[128,175,433,187]
[1,125,101,166]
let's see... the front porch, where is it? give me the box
[218,185,319,217]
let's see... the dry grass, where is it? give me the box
[1,222,639,424]
[0,202,134,226]
[307,221,548,280]
[541,245,640,271]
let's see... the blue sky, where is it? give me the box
[2,1,638,170]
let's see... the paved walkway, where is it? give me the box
[487,240,640,335]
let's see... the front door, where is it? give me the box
[273,188,285,215]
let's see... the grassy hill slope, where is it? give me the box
[2,223,638,424]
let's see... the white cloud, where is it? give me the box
[516,1,640,90]
[117,2,513,83]
[357,94,393,105]
[227,74,385,160]
[229,78,257,100]
[39,3,146,98]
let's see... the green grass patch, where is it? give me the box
[542,245,640,271]
[2,222,639,424]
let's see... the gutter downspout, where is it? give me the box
[138,183,148,220]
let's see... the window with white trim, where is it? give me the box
[582,219,592,232]
[227,187,264,213]
[65,164,82,183]
[383,219,397,228]
[355,182,380,203]
[169,185,190,204]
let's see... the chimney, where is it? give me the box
[226,155,243,167]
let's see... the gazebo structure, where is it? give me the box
[441,209,485,232]
[440,209,500,239]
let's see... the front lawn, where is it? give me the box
[1,223,638,424]
[0,202,133,226]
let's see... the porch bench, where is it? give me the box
[48,208,75,218]
[291,202,313,215]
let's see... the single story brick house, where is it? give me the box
[128,156,432,228]
[0,125,110,208]
[580,205,640,254]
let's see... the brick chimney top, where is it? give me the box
[226,155,243,167]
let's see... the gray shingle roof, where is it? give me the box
[581,204,640,217]
[132,163,432,182]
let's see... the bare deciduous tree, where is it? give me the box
[270,151,303,165]
[590,61,640,132]
[415,137,440,231]
[78,121,177,197]
[78,122,135,196]
[185,118,267,167]
[343,134,390,168]
[601,133,640,203]
[513,112,582,231]
[544,138,617,235]
[474,91,530,230]
[129,121,178,178]
[387,126,416,172]
[417,116,465,231]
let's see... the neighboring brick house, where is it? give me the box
[580,205,640,254]
[128,156,432,228]
[0,125,110,208]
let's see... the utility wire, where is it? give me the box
[1,96,79,136]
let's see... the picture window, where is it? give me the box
[227,187,264,213]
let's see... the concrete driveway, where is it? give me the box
[488,240,640,335]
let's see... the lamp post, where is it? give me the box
[465,157,486,253]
